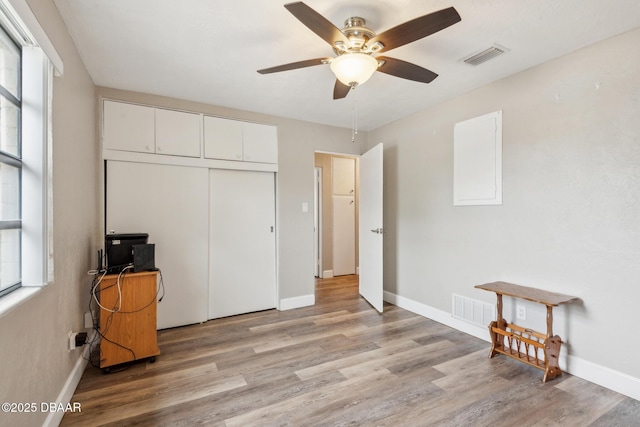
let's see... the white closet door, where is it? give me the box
[209,169,276,319]
[333,195,356,276]
[106,161,209,329]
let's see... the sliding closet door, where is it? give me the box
[106,161,209,329]
[209,169,276,319]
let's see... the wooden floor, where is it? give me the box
[62,275,639,426]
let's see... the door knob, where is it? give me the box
[370,228,384,234]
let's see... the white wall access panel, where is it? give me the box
[106,161,209,329]
[453,110,503,205]
[209,169,277,319]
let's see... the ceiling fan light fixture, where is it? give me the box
[330,53,378,87]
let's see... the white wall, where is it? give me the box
[0,0,99,426]
[369,27,640,391]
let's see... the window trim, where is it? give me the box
[0,0,61,304]
[0,21,23,297]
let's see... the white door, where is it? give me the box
[359,143,384,313]
[332,195,356,276]
[209,169,277,319]
[106,161,209,329]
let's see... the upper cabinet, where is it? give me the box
[204,116,278,164]
[103,101,155,154]
[332,157,356,195]
[155,108,201,157]
[103,100,201,158]
[102,100,278,166]
[203,116,243,161]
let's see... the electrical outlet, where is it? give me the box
[516,304,526,321]
[69,332,78,351]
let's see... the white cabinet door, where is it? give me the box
[332,157,356,195]
[106,161,209,329]
[155,108,201,157]
[103,100,155,153]
[203,116,243,161]
[209,169,276,319]
[243,122,278,163]
[332,195,356,276]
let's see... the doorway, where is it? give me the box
[313,152,359,279]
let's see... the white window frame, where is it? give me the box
[0,0,60,315]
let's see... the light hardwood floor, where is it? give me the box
[62,275,639,426]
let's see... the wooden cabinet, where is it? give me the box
[204,115,278,164]
[103,100,201,158]
[99,271,160,370]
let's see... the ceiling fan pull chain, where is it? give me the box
[352,96,358,143]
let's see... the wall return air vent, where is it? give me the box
[462,45,509,66]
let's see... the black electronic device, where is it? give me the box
[105,233,148,274]
[133,243,156,272]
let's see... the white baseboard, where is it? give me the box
[322,270,334,279]
[280,294,315,311]
[565,354,640,401]
[43,329,96,427]
[383,290,640,402]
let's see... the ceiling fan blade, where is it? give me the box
[333,80,351,99]
[258,57,331,74]
[284,2,350,47]
[368,7,461,53]
[376,56,438,83]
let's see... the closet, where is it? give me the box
[103,99,278,328]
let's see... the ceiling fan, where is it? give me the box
[258,2,461,99]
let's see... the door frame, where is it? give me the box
[313,150,360,280]
[314,167,322,277]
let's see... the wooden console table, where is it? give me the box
[475,281,578,382]
[99,271,160,372]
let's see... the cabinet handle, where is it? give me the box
[157,146,163,152]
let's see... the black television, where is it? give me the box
[105,233,148,273]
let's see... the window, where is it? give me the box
[0,23,21,297]
[0,0,61,305]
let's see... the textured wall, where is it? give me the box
[0,0,98,426]
[369,28,640,380]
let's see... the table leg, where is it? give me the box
[546,305,554,338]
[489,293,506,358]
[543,335,563,382]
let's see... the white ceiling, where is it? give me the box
[53,0,640,131]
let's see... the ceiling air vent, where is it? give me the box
[462,45,508,66]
